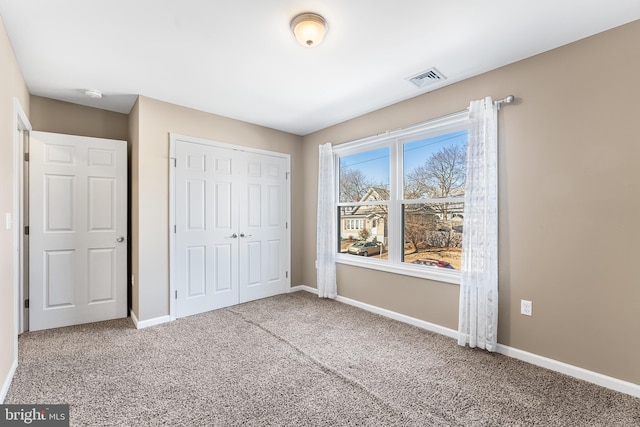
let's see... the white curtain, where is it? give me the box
[317,143,337,298]
[458,96,499,351]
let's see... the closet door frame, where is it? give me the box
[168,133,291,320]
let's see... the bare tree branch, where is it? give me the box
[339,166,387,202]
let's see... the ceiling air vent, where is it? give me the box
[407,68,446,88]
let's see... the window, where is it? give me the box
[338,146,389,254]
[334,112,469,284]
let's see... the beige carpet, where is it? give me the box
[6,291,640,426]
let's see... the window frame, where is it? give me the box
[333,111,470,285]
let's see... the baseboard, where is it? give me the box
[0,358,18,403]
[290,285,458,339]
[289,285,318,294]
[130,311,171,329]
[291,285,640,399]
[495,344,640,398]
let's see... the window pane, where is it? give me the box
[403,130,467,199]
[338,205,388,259]
[402,202,463,269]
[339,147,390,203]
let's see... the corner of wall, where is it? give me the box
[128,98,140,319]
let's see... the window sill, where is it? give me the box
[335,254,461,285]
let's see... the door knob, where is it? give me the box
[240,233,252,238]
[116,236,125,243]
[230,233,238,238]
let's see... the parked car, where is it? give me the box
[347,241,381,257]
[411,258,454,269]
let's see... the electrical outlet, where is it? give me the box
[521,300,532,316]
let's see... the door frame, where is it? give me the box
[168,133,291,320]
[13,98,32,339]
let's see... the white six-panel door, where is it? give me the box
[174,139,289,318]
[238,152,289,304]
[175,141,240,316]
[29,131,128,331]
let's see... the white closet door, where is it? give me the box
[238,153,288,303]
[174,140,289,318]
[29,131,128,331]
[175,141,239,318]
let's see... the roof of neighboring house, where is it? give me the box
[359,187,390,202]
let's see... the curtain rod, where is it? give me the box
[494,95,515,109]
[371,95,517,138]
[337,94,517,146]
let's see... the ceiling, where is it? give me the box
[1,1,639,136]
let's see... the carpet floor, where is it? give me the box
[5,291,640,426]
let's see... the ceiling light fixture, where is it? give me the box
[84,89,103,99]
[290,13,327,47]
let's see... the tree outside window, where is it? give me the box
[402,130,467,269]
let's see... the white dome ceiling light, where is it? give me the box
[290,13,328,48]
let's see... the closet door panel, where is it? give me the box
[175,139,289,317]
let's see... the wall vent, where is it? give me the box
[407,68,446,88]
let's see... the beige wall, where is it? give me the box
[29,95,128,140]
[0,16,29,400]
[302,20,640,385]
[131,96,303,321]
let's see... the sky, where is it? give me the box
[339,130,468,187]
